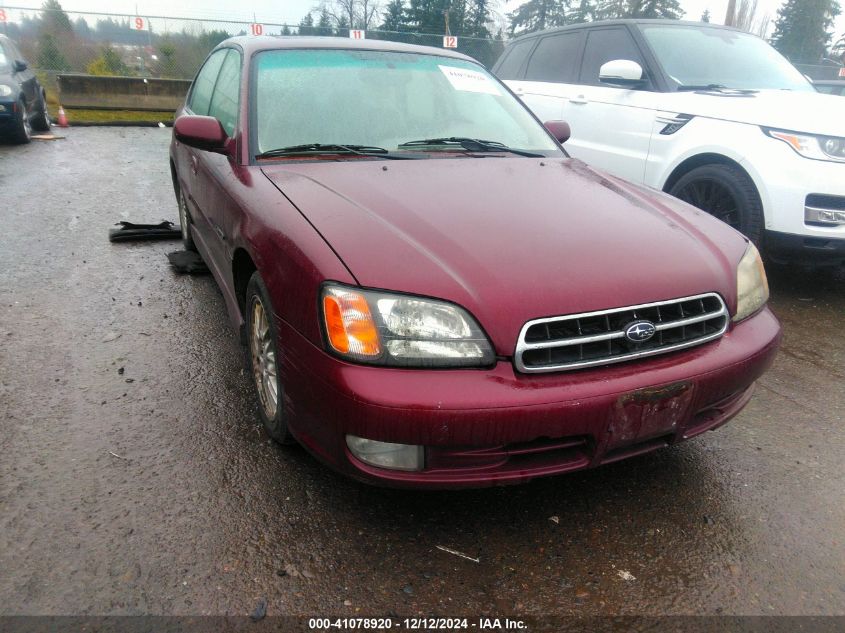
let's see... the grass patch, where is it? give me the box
[63,109,175,125]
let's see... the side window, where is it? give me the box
[208,49,240,136]
[579,28,647,87]
[188,49,227,116]
[524,32,583,83]
[494,39,535,80]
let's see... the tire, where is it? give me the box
[244,271,293,444]
[177,187,197,252]
[9,98,31,144]
[31,91,51,132]
[668,164,763,245]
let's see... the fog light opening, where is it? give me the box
[346,435,424,472]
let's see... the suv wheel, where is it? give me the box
[668,164,763,245]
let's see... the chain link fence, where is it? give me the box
[0,5,506,95]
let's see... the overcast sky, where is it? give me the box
[7,0,845,41]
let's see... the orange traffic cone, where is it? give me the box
[56,105,69,128]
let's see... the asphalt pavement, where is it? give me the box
[0,128,843,622]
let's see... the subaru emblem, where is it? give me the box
[624,320,656,343]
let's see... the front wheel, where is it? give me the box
[9,98,31,144]
[244,272,293,444]
[668,164,763,245]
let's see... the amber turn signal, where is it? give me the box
[322,289,382,358]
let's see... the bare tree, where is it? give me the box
[725,0,737,26]
[726,0,770,36]
[321,0,381,30]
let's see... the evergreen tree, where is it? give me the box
[406,0,450,33]
[40,0,73,34]
[316,8,333,35]
[466,0,492,37]
[594,0,626,20]
[280,25,292,35]
[86,46,131,76]
[298,12,316,35]
[36,32,70,71]
[771,0,841,63]
[335,14,350,35]
[508,0,569,36]
[567,0,595,23]
[701,8,711,22]
[380,0,408,31]
[626,0,684,19]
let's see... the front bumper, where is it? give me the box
[280,307,781,489]
[0,99,19,134]
[742,140,845,260]
[766,229,845,264]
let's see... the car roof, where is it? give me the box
[508,18,747,43]
[215,35,478,64]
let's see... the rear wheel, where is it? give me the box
[668,164,763,245]
[177,187,197,252]
[9,98,31,144]
[31,91,51,132]
[244,272,293,444]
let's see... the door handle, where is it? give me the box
[570,95,588,105]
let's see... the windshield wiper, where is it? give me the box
[397,137,544,158]
[256,143,415,160]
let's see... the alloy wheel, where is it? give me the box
[250,297,278,420]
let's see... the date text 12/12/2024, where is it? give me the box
[308,617,528,630]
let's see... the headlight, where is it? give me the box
[321,283,495,367]
[0,85,13,97]
[764,128,845,162]
[734,243,769,322]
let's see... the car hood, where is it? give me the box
[663,89,845,136]
[262,157,746,355]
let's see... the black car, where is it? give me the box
[0,34,50,143]
[814,79,845,96]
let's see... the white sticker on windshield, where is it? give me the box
[438,65,501,95]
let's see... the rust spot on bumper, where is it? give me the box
[606,381,694,450]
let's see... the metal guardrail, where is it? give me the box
[56,74,191,111]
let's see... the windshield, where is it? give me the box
[0,45,9,71]
[641,25,814,92]
[253,49,561,157]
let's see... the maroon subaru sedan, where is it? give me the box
[169,36,781,488]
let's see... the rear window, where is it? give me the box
[524,32,582,83]
[495,39,535,80]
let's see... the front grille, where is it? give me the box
[514,293,729,373]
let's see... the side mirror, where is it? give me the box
[173,115,229,153]
[599,59,645,87]
[544,120,570,144]
[13,60,28,72]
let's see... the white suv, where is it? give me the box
[495,20,845,263]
